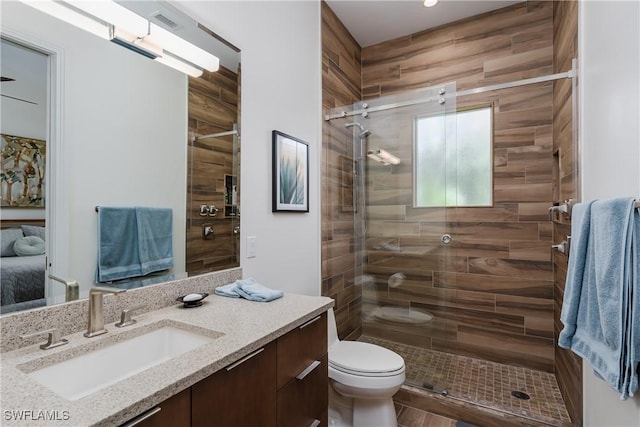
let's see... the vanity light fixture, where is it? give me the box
[423,0,439,7]
[148,23,220,73]
[20,0,219,77]
[156,51,204,77]
[21,0,110,39]
[110,27,162,60]
[367,149,401,166]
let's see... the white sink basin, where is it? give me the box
[25,325,216,401]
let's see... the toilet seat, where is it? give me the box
[329,341,405,377]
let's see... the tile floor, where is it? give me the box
[396,403,457,427]
[362,336,572,425]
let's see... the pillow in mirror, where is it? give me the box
[13,236,45,256]
[1,228,25,257]
[21,225,45,241]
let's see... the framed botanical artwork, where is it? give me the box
[0,134,46,208]
[272,130,309,213]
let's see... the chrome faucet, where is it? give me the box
[84,286,126,338]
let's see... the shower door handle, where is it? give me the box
[441,234,452,245]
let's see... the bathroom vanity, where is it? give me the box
[0,289,332,427]
[130,312,328,427]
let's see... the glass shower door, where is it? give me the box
[328,82,458,393]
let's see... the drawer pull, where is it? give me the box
[296,360,321,380]
[226,347,265,371]
[310,419,321,427]
[120,407,161,427]
[299,315,321,329]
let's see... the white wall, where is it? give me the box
[1,2,187,291]
[175,1,322,296]
[579,0,640,425]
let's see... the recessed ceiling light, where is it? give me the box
[424,0,439,7]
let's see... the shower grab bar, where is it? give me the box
[548,199,574,221]
[552,236,571,256]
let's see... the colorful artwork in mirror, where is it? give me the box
[1,134,46,208]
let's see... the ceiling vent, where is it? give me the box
[150,11,181,31]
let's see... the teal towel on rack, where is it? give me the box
[96,207,142,282]
[96,206,173,282]
[136,207,173,275]
[559,197,639,399]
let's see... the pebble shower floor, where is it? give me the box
[359,336,572,425]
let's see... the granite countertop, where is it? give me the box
[0,292,333,426]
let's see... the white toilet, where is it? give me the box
[327,308,406,427]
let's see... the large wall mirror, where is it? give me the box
[0,1,240,314]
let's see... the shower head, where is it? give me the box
[345,122,371,138]
[367,149,401,165]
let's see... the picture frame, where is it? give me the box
[1,134,46,208]
[272,130,309,213]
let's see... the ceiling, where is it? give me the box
[325,0,522,47]
[0,40,47,108]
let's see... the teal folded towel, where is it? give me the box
[559,197,639,399]
[214,279,283,302]
[214,283,240,298]
[234,278,283,302]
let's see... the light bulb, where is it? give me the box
[424,0,439,7]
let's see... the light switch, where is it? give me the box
[247,236,257,258]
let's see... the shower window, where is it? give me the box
[414,104,493,207]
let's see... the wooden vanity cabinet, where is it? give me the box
[276,312,328,427]
[121,311,328,427]
[120,388,191,427]
[192,341,277,427]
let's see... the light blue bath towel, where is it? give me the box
[215,278,283,302]
[559,197,639,399]
[214,283,240,298]
[234,278,283,302]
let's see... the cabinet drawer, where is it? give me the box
[277,354,328,427]
[120,388,190,427]
[277,312,327,389]
[192,341,277,427]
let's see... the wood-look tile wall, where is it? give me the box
[359,2,556,372]
[321,1,363,340]
[552,0,581,424]
[186,65,240,275]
